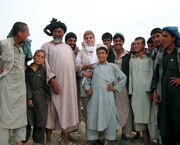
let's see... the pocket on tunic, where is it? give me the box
[168,59,178,71]
[142,65,150,71]
[102,74,114,84]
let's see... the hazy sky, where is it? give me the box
[0,0,179,53]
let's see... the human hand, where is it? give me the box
[107,84,116,91]
[152,90,160,105]
[86,89,93,96]
[27,99,33,107]
[0,68,3,74]
[82,64,94,70]
[169,77,180,87]
[82,71,93,78]
[50,78,60,94]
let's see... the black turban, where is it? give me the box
[43,18,67,36]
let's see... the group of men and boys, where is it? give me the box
[0,18,180,145]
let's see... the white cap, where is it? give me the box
[96,43,107,49]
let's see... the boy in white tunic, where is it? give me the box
[129,37,155,145]
[84,45,126,145]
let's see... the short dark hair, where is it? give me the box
[65,32,77,41]
[135,37,146,45]
[96,47,108,54]
[101,32,112,41]
[150,28,162,35]
[147,37,153,44]
[113,33,125,42]
[10,22,28,36]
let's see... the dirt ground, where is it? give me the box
[9,121,159,145]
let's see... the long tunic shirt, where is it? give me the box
[129,55,154,124]
[152,49,180,136]
[26,65,50,127]
[107,49,132,129]
[84,62,126,131]
[0,38,27,129]
[41,42,79,130]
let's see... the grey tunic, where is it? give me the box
[129,55,154,124]
[0,38,27,129]
[84,62,126,131]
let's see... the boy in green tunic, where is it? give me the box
[129,37,155,145]
[84,45,126,145]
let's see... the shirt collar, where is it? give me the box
[97,61,108,65]
[113,48,129,58]
[11,37,23,48]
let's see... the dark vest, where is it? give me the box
[107,49,131,89]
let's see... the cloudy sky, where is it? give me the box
[0,0,179,53]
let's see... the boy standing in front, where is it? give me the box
[84,45,126,145]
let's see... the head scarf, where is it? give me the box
[83,40,96,52]
[43,18,67,36]
[162,26,180,47]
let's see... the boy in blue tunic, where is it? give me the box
[84,45,126,145]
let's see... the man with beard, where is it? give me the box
[0,22,30,145]
[65,32,79,56]
[41,18,79,144]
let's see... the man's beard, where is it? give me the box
[53,36,62,44]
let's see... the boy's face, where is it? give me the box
[102,38,112,46]
[113,38,124,49]
[147,43,155,50]
[66,37,77,50]
[97,49,108,64]
[130,43,135,52]
[151,32,163,47]
[134,40,145,53]
[33,51,45,65]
